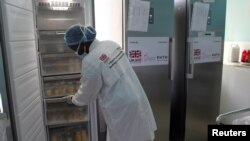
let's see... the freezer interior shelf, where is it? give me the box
[37,1,83,10]
[45,94,73,99]
[43,78,80,98]
[44,74,81,81]
[38,31,72,54]
[40,54,81,76]
[49,125,88,141]
[37,6,84,30]
[41,68,81,77]
[39,43,69,53]
[43,62,80,68]
[46,103,87,125]
[39,30,65,35]
[47,119,88,128]
[45,97,68,103]
[38,6,83,11]
[40,52,78,58]
[42,72,81,77]
[41,64,81,75]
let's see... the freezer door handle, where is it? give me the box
[186,39,194,79]
[38,31,65,35]
[168,38,174,80]
[55,31,65,35]
[45,97,67,103]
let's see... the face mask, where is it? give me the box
[75,42,88,60]
[76,52,87,60]
[74,26,89,60]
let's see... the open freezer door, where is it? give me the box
[0,43,13,141]
[0,0,47,140]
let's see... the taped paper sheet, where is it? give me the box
[127,1,150,32]
[190,2,210,31]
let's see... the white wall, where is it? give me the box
[220,0,250,114]
[94,0,123,47]
[220,65,250,113]
[224,41,250,64]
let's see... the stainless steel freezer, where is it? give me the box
[35,0,97,141]
[124,0,226,141]
[123,1,173,140]
[184,1,226,141]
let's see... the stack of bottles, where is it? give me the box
[50,126,88,141]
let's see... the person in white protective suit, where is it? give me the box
[63,24,157,141]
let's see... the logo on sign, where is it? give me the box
[194,49,201,56]
[193,49,201,60]
[157,56,168,61]
[129,50,142,63]
[129,50,141,58]
[99,54,109,62]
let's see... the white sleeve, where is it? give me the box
[72,64,102,106]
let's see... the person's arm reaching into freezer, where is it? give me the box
[65,63,102,106]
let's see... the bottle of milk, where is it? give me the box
[228,44,240,62]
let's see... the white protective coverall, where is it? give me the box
[72,39,157,141]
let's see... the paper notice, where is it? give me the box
[128,37,169,66]
[127,1,150,32]
[190,2,210,32]
[190,37,222,64]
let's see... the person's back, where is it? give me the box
[63,24,156,141]
[83,40,157,141]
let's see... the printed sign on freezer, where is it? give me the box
[190,37,222,64]
[128,37,169,66]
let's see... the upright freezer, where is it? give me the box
[123,0,226,140]
[35,0,98,141]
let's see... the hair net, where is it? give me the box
[64,24,96,46]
